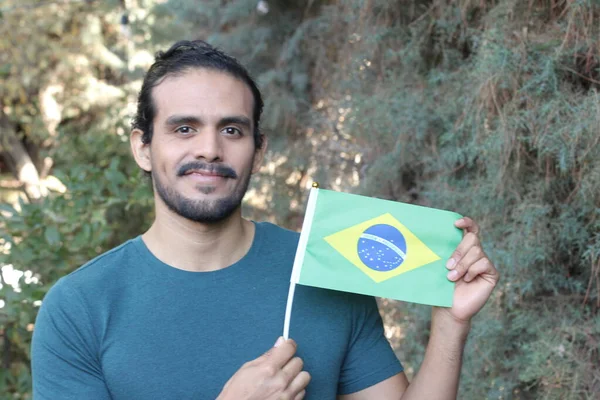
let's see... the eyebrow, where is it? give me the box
[164,115,201,127]
[164,115,252,130]
[220,116,252,130]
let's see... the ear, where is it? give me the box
[130,128,152,172]
[251,134,268,174]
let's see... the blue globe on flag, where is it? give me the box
[357,224,407,272]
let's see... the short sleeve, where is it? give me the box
[31,279,111,400]
[337,295,404,395]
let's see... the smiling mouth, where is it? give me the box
[184,170,225,178]
[177,163,238,179]
[183,171,228,185]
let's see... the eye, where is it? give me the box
[222,127,243,137]
[175,126,195,135]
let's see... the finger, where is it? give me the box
[446,232,479,270]
[286,371,311,397]
[260,338,297,369]
[280,357,304,386]
[464,257,499,284]
[293,389,306,400]
[454,216,480,235]
[447,244,485,282]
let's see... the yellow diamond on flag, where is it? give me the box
[324,213,441,283]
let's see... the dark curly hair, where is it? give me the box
[131,40,264,148]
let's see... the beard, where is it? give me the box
[152,161,252,224]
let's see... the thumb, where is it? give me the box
[258,337,296,366]
[256,337,284,361]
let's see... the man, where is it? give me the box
[31,40,499,399]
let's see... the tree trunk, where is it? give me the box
[0,113,46,201]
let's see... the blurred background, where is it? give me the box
[0,0,599,398]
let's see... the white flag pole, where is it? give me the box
[283,184,320,340]
[282,282,296,340]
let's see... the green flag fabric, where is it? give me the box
[291,188,463,307]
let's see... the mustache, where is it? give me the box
[177,162,238,179]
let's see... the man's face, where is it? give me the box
[143,68,264,223]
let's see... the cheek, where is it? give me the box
[151,142,186,171]
[228,144,256,169]
[243,153,259,176]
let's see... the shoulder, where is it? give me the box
[37,238,143,336]
[255,221,299,242]
[254,221,300,255]
[48,238,141,297]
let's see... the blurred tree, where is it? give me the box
[0,0,154,397]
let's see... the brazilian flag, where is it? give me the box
[291,188,462,307]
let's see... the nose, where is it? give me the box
[191,128,223,163]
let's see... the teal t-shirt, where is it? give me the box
[32,222,403,399]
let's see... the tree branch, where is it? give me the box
[0,114,47,201]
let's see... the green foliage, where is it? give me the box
[1,0,600,398]
[0,1,153,397]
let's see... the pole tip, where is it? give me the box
[311,181,320,188]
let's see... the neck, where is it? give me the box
[142,200,255,272]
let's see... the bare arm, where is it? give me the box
[398,309,470,399]
[338,309,468,400]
